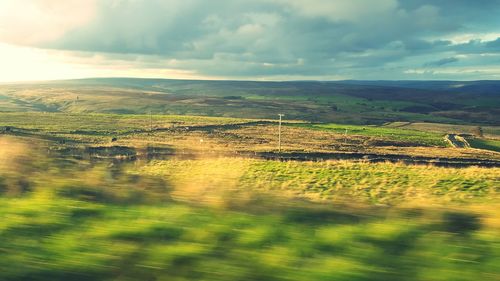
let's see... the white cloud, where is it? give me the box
[445,33,500,44]
[0,0,97,45]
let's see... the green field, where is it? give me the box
[2,190,499,281]
[0,78,499,280]
[1,141,499,281]
[294,123,447,147]
[468,138,500,153]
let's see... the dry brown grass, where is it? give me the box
[120,124,500,160]
[0,136,33,173]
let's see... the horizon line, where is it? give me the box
[2,76,500,85]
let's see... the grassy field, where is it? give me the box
[139,158,500,205]
[1,78,498,125]
[468,138,500,153]
[2,112,499,160]
[0,137,499,281]
[294,123,446,147]
[0,83,499,281]
[0,112,246,132]
[1,190,499,281]
[384,122,500,139]
[0,112,252,145]
[381,122,500,153]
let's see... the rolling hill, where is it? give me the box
[0,78,499,125]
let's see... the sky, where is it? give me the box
[0,0,500,82]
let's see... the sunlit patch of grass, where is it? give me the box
[294,123,448,147]
[140,158,499,205]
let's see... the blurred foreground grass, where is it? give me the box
[2,194,499,281]
[0,137,499,281]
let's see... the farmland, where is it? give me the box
[0,78,499,281]
[1,112,499,160]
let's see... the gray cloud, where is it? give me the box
[486,38,500,49]
[12,0,500,79]
[424,57,459,67]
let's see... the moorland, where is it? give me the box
[0,78,499,281]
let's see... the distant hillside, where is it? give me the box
[339,80,500,95]
[0,78,498,125]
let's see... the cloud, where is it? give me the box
[424,57,459,67]
[0,0,499,80]
[278,0,399,22]
[486,37,500,49]
[0,0,97,45]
